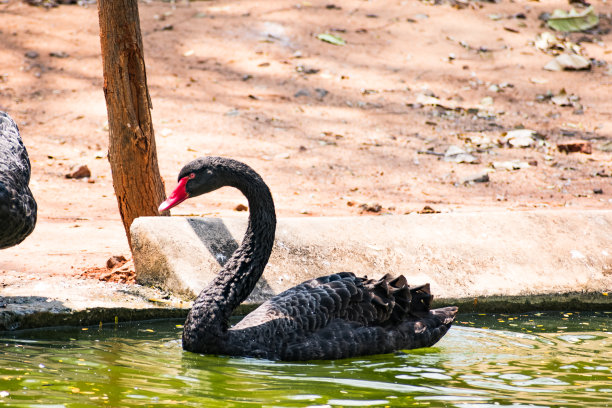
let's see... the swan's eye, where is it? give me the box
[189,173,196,179]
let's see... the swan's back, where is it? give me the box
[226,272,457,360]
[0,111,37,249]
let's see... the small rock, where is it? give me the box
[360,203,382,213]
[224,108,240,117]
[492,161,530,171]
[65,164,91,179]
[503,129,538,148]
[418,205,440,214]
[557,140,592,154]
[462,171,490,184]
[480,96,494,106]
[444,145,479,164]
[294,89,310,98]
[593,188,603,194]
[295,65,319,74]
[25,51,39,59]
[551,95,571,106]
[416,93,443,106]
[106,255,127,269]
[234,204,248,212]
[49,51,69,58]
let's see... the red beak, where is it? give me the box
[158,176,190,212]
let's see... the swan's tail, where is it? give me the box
[279,274,458,361]
[364,274,455,323]
[364,273,458,350]
[281,305,457,361]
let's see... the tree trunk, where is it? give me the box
[97,0,167,250]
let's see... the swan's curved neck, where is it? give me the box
[182,167,276,353]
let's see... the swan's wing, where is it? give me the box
[264,272,436,328]
[281,306,457,360]
[229,272,455,358]
[231,272,376,333]
[233,272,435,331]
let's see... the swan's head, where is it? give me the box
[158,157,228,212]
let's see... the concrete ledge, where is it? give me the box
[436,292,611,314]
[2,291,609,332]
[0,272,190,331]
[131,211,612,302]
[2,211,611,331]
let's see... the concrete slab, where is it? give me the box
[0,270,189,331]
[131,210,612,302]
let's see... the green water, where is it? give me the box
[0,312,610,408]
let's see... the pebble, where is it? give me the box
[234,204,248,212]
[294,89,310,98]
[444,145,479,164]
[503,129,538,148]
[106,255,127,269]
[462,171,490,184]
[65,164,91,179]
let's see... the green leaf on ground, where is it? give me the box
[547,7,598,32]
[317,33,346,46]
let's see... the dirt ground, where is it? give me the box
[1,0,611,279]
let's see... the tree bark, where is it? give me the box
[97,0,167,250]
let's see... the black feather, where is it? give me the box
[0,112,37,249]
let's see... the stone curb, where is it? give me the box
[131,211,612,301]
[2,211,611,331]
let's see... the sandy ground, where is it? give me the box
[1,0,611,279]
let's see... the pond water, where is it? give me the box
[0,311,610,408]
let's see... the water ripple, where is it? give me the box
[0,312,610,407]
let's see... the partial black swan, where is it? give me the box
[0,111,37,249]
[159,156,457,360]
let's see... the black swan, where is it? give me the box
[159,156,457,360]
[0,111,37,249]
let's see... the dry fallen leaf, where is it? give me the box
[544,54,591,71]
